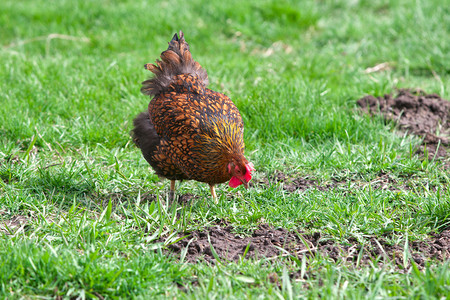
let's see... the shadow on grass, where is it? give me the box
[0,158,160,209]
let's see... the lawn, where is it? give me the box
[1,0,450,298]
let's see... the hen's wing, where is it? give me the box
[149,75,244,184]
[131,111,187,180]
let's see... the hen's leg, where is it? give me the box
[209,184,218,204]
[169,180,176,201]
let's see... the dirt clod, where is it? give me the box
[357,89,450,159]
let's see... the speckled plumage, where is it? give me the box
[132,32,249,194]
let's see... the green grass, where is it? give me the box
[1,0,450,298]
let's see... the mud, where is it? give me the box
[162,223,450,270]
[357,89,450,159]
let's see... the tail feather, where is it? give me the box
[141,31,209,96]
[131,112,160,165]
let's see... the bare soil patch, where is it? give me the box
[357,89,450,159]
[178,193,201,203]
[252,170,412,194]
[0,214,31,235]
[270,171,337,192]
[251,171,338,193]
[163,223,450,270]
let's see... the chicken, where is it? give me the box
[131,31,254,203]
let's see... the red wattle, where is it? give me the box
[229,176,242,188]
[244,172,252,182]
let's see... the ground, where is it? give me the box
[358,89,450,160]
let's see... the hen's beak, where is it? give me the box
[243,181,249,189]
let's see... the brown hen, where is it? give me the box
[131,31,254,203]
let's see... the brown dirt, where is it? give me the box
[357,89,450,159]
[337,170,415,192]
[178,193,201,203]
[270,171,337,192]
[252,170,412,194]
[162,223,450,270]
[0,214,31,235]
[251,171,339,193]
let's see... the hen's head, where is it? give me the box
[227,157,255,189]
